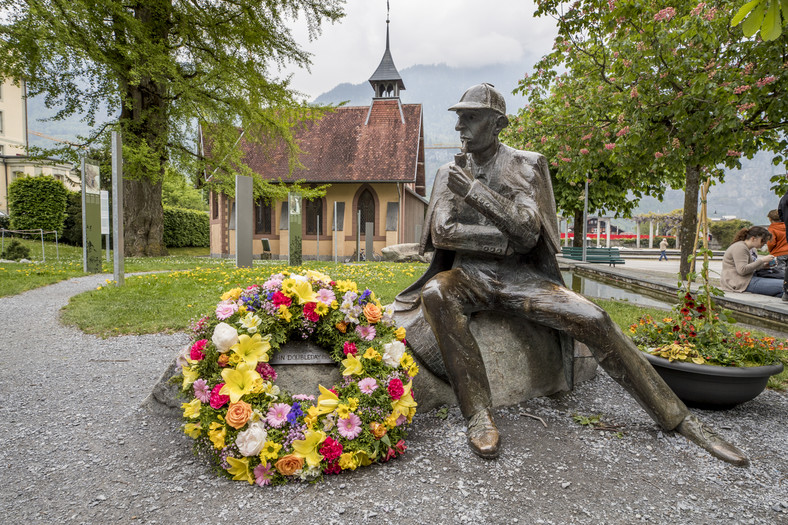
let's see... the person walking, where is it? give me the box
[658,238,668,261]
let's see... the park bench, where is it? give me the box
[560,246,626,267]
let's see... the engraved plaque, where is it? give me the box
[269,341,334,365]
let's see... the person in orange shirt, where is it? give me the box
[767,209,788,273]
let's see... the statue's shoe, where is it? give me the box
[467,409,500,459]
[676,414,749,467]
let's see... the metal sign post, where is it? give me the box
[111,131,125,286]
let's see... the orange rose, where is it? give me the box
[217,354,230,367]
[335,322,348,333]
[369,421,387,440]
[225,401,252,429]
[275,454,304,476]
[363,303,382,324]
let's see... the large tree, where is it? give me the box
[0,0,344,255]
[513,0,788,276]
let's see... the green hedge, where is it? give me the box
[8,176,68,233]
[163,206,209,247]
[61,191,83,246]
[709,219,753,250]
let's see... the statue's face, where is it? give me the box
[454,109,500,153]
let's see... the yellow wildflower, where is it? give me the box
[183,422,201,438]
[347,397,359,411]
[337,403,351,418]
[408,363,420,377]
[305,269,332,283]
[400,353,414,368]
[314,302,329,316]
[341,353,363,376]
[384,413,399,429]
[225,456,254,484]
[280,278,298,296]
[260,440,283,461]
[278,305,293,322]
[181,398,202,419]
[208,422,226,449]
[391,380,417,419]
[335,280,358,294]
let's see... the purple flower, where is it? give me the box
[253,462,274,486]
[315,288,336,305]
[266,403,291,428]
[355,325,376,341]
[193,379,211,403]
[358,377,378,394]
[287,402,304,425]
[337,413,362,440]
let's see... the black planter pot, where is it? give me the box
[643,353,784,409]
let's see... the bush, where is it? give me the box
[61,191,83,246]
[0,213,9,230]
[1,239,32,261]
[709,219,753,250]
[163,206,209,248]
[8,176,68,234]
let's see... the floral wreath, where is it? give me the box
[176,269,418,486]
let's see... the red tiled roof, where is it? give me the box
[237,99,423,184]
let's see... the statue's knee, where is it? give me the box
[421,277,446,312]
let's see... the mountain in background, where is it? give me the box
[26,61,785,226]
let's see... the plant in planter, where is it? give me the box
[629,180,786,407]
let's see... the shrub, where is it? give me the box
[1,239,32,261]
[8,176,68,234]
[61,191,83,246]
[0,213,9,230]
[163,206,209,247]
[709,219,753,250]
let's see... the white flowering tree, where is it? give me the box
[505,0,788,276]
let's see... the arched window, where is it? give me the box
[358,189,375,236]
[255,201,272,234]
[304,198,323,236]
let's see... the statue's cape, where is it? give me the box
[393,146,575,387]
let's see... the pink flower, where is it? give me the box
[263,276,284,290]
[323,461,341,475]
[303,302,319,322]
[733,85,751,95]
[319,436,343,461]
[190,339,207,360]
[355,325,376,341]
[395,439,407,454]
[271,291,291,308]
[343,341,358,356]
[579,148,590,155]
[315,288,336,305]
[727,150,742,157]
[266,403,291,428]
[256,362,277,382]
[209,383,230,409]
[193,379,211,403]
[654,7,676,21]
[358,377,378,394]
[616,126,630,137]
[382,447,397,462]
[604,143,616,150]
[337,413,362,440]
[215,300,237,320]
[690,2,706,16]
[388,378,405,400]
[253,463,274,486]
[654,151,664,159]
[756,76,777,88]
[292,394,315,401]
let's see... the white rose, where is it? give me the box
[235,421,268,457]
[382,341,406,368]
[212,322,239,353]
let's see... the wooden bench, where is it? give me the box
[560,246,626,267]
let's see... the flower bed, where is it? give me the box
[176,269,418,486]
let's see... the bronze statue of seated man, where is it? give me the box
[394,83,748,466]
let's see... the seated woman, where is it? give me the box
[721,226,783,297]
[767,209,788,272]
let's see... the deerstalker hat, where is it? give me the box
[448,83,506,115]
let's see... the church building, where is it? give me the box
[208,16,427,260]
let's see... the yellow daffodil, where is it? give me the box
[314,302,329,316]
[220,363,261,403]
[391,380,417,419]
[181,364,199,390]
[278,305,293,322]
[208,422,226,449]
[400,353,414,368]
[221,287,243,301]
[347,397,359,411]
[316,384,339,415]
[230,333,271,366]
[395,327,407,341]
[181,398,202,419]
[363,347,381,361]
[183,422,201,438]
[338,451,359,470]
[226,456,254,484]
[341,353,363,376]
[291,430,326,467]
[336,403,351,418]
[260,440,283,461]
[291,280,317,304]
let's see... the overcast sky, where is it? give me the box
[285,0,558,100]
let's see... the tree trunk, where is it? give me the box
[573,209,585,248]
[679,164,701,279]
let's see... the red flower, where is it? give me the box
[190,339,208,360]
[672,325,680,332]
[382,447,397,462]
[209,383,230,409]
[272,291,292,308]
[303,302,319,322]
[256,362,277,382]
[680,308,690,315]
[395,439,407,455]
[388,378,405,400]
[689,331,697,337]
[323,461,341,475]
[343,341,358,356]
[696,304,706,313]
[319,437,343,462]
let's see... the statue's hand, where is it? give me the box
[448,165,473,198]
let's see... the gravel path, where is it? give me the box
[1,274,787,524]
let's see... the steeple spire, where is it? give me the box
[368,0,405,99]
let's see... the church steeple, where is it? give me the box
[368,2,405,99]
